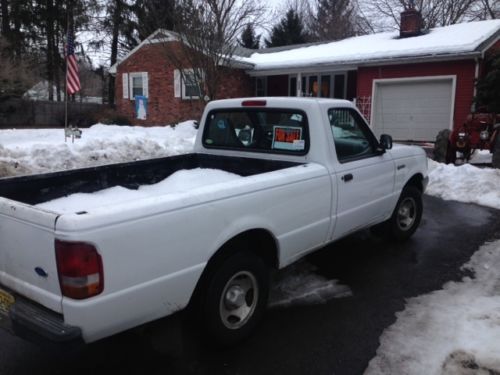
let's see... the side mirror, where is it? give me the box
[379,134,393,150]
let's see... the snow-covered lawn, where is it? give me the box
[0,122,197,178]
[1,125,500,373]
[427,159,500,210]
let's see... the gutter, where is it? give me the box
[246,51,481,76]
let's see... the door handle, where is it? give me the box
[341,173,354,182]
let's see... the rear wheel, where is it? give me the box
[201,251,269,346]
[492,134,500,169]
[372,186,423,242]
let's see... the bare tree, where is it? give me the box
[469,0,499,19]
[310,0,370,41]
[360,0,497,31]
[154,0,265,101]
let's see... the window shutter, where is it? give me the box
[174,69,181,98]
[142,72,149,98]
[122,73,129,99]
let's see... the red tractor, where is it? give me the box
[434,112,500,168]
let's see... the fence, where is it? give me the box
[0,98,108,128]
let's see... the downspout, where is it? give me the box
[472,57,480,113]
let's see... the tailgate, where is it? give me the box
[0,199,62,313]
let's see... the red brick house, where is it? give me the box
[109,30,255,125]
[111,14,500,141]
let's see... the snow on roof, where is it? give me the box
[243,20,500,71]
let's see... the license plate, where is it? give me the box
[0,288,15,317]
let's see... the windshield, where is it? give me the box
[202,109,309,155]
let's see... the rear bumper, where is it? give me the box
[1,292,82,346]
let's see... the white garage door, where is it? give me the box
[372,78,454,141]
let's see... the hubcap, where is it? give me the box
[219,271,258,330]
[397,197,417,231]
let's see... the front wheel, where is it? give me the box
[201,251,269,345]
[372,186,423,241]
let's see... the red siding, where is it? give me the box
[115,42,254,125]
[357,60,476,130]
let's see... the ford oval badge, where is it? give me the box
[34,267,48,278]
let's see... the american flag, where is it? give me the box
[66,32,81,95]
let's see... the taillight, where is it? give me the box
[242,100,267,107]
[55,240,104,300]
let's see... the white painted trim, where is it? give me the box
[249,66,357,77]
[370,75,457,135]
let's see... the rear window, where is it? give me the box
[202,109,309,155]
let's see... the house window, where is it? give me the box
[132,75,143,97]
[126,72,148,100]
[182,70,202,99]
[334,74,346,99]
[256,77,267,96]
[288,73,346,98]
[289,77,297,96]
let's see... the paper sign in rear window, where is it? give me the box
[272,126,304,151]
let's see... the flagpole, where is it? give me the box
[64,4,69,142]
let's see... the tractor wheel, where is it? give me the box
[433,129,452,163]
[493,134,500,169]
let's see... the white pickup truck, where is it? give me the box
[0,97,428,346]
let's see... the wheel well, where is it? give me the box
[405,173,424,192]
[188,229,278,308]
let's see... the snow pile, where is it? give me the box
[0,122,197,178]
[365,240,500,375]
[470,150,493,165]
[36,168,242,214]
[269,261,352,308]
[426,159,500,210]
[243,20,500,70]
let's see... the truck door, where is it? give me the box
[328,107,395,240]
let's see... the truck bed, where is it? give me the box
[0,153,301,205]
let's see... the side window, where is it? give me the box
[328,108,377,162]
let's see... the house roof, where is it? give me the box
[110,20,500,76]
[109,29,254,74]
[240,19,500,73]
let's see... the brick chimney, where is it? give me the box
[400,1,423,38]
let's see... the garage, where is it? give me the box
[371,77,455,142]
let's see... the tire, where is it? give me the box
[200,251,269,346]
[492,134,500,169]
[433,129,451,163]
[371,186,423,242]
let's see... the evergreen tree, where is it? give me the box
[312,0,358,41]
[239,23,260,49]
[475,52,500,113]
[265,8,310,48]
[133,0,176,40]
